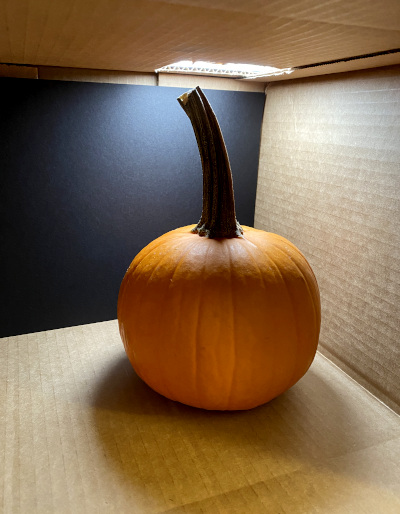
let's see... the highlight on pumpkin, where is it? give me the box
[117,87,321,410]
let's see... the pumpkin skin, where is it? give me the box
[118,224,320,410]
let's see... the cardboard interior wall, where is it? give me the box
[255,65,400,413]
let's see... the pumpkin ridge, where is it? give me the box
[274,235,320,289]
[163,240,204,403]
[121,238,192,343]
[225,242,237,410]
[139,238,190,288]
[267,242,320,384]
[123,240,199,402]
[244,237,302,389]
[192,244,212,409]
[125,241,173,280]
[237,237,267,292]
[131,229,194,274]
[269,241,320,356]
[267,250,303,388]
[236,238,279,399]
[167,239,200,289]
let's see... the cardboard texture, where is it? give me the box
[255,65,400,414]
[158,73,266,92]
[1,320,399,513]
[0,0,399,77]
[264,52,400,82]
[0,64,38,79]
[38,67,158,85]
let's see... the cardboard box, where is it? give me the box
[0,1,399,511]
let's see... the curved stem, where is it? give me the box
[178,86,243,239]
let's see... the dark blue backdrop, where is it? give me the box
[0,78,265,337]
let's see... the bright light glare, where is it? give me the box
[155,60,293,79]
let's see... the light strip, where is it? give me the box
[155,60,293,79]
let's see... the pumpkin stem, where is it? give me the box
[177,87,243,239]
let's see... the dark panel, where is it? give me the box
[0,78,265,337]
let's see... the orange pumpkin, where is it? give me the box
[118,87,320,410]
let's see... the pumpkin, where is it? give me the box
[118,87,321,410]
